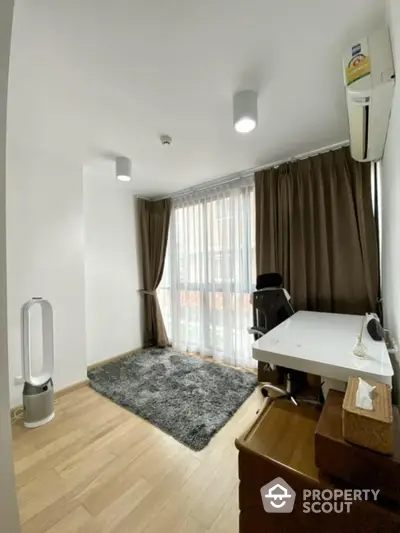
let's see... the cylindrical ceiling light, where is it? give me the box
[115,156,132,182]
[233,90,258,133]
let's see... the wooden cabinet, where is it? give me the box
[235,397,400,533]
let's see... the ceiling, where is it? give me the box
[8,0,386,196]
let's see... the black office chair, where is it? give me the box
[249,273,309,406]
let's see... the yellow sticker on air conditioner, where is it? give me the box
[346,54,371,86]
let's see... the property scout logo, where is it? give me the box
[260,477,380,514]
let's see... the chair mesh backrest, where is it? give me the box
[252,286,294,334]
[253,290,282,331]
[253,272,283,331]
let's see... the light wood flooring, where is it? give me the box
[12,385,263,533]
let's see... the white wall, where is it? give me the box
[0,0,21,531]
[83,163,142,366]
[382,0,400,397]
[6,142,87,407]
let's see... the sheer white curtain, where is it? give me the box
[158,178,256,368]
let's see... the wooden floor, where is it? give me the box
[12,385,263,533]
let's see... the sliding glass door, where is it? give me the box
[158,179,256,368]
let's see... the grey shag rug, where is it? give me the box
[88,348,257,451]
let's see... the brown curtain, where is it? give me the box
[255,147,379,315]
[138,198,171,347]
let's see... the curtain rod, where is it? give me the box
[136,139,349,201]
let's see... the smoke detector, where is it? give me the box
[160,135,172,146]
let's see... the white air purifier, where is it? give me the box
[21,298,55,428]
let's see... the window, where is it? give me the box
[158,179,256,368]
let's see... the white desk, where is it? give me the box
[252,311,393,388]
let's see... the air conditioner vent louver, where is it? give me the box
[363,106,369,161]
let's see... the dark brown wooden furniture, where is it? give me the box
[235,396,400,533]
[315,389,400,504]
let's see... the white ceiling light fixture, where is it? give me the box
[115,156,132,182]
[233,90,258,133]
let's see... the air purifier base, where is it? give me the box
[24,412,55,428]
[23,378,54,428]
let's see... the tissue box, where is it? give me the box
[342,377,394,455]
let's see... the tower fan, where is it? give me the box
[21,298,55,428]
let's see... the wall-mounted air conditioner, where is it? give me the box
[343,28,395,163]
